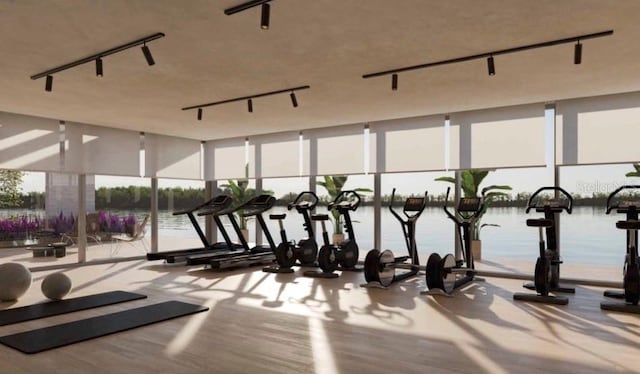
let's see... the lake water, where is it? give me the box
[1,206,626,266]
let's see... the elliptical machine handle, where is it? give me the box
[388,188,404,222]
[442,187,460,224]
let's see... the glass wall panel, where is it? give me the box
[157,178,206,252]
[88,175,151,260]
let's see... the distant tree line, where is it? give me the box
[4,187,640,211]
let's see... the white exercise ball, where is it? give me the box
[0,263,32,301]
[41,272,72,301]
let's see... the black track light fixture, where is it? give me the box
[182,85,309,114]
[261,3,270,30]
[574,41,582,65]
[30,33,164,91]
[141,42,155,66]
[45,75,53,92]
[225,1,274,29]
[96,57,103,77]
[487,56,495,76]
[197,108,203,121]
[391,73,398,90]
[362,30,613,84]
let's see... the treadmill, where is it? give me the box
[146,194,242,262]
[207,194,278,270]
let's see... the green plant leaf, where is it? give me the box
[434,176,456,184]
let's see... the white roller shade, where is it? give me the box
[449,103,546,169]
[145,133,201,179]
[556,92,640,165]
[250,132,301,178]
[371,115,445,173]
[308,124,365,175]
[0,112,61,172]
[64,122,140,176]
[212,138,248,180]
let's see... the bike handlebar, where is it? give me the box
[287,191,319,211]
[525,186,573,214]
[328,190,361,211]
[606,185,640,214]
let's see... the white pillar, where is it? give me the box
[150,177,158,253]
[77,174,87,263]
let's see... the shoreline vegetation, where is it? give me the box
[10,186,633,211]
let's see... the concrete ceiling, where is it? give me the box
[0,0,639,141]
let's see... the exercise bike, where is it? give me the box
[601,185,640,314]
[513,186,574,305]
[304,190,363,278]
[263,191,320,274]
[423,187,483,296]
[361,188,427,288]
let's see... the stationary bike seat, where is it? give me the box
[269,214,286,220]
[312,214,329,221]
[616,220,640,230]
[526,218,554,228]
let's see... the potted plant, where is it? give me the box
[316,175,372,245]
[220,164,272,242]
[435,169,511,260]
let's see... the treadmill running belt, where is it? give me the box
[0,301,209,354]
[0,291,146,327]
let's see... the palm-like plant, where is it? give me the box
[435,169,512,240]
[625,163,640,178]
[220,164,271,230]
[316,175,372,235]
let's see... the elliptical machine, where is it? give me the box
[263,191,320,274]
[361,189,427,288]
[304,190,363,278]
[513,186,574,305]
[601,185,640,314]
[424,187,483,296]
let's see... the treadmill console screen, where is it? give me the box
[213,195,230,205]
[254,195,272,204]
[404,198,425,212]
[458,198,481,212]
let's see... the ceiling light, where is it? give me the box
[141,43,155,66]
[197,108,203,121]
[261,3,270,30]
[30,33,165,91]
[96,57,103,77]
[391,73,398,90]
[45,75,53,92]
[487,56,495,76]
[574,41,582,64]
[182,85,310,114]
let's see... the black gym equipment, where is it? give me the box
[600,185,640,314]
[0,291,146,327]
[207,194,278,270]
[304,190,363,278]
[0,301,208,354]
[513,186,574,305]
[263,191,320,273]
[147,194,246,263]
[424,187,484,296]
[361,188,427,288]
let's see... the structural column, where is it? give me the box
[77,174,87,263]
[150,177,159,253]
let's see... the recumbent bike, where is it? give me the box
[513,186,574,305]
[362,188,427,288]
[263,191,320,273]
[601,185,640,314]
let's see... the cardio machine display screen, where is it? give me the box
[404,198,424,212]
[254,195,272,204]
[458,198,480,212]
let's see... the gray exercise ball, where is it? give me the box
[41,272,72,301]
[0,263,32,301]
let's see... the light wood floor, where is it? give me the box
[0,260,638,374]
